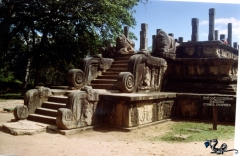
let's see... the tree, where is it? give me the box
[0,0,148,87]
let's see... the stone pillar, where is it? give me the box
[168,33,174,38]
[179,37,183,43]
[215,30,219,40]
[124,26,129,38]
[233,42,238,49]
[227,23,232,46]
[208,8,215,41]
[220,34,225,40]
[140,23,148,51]
[191,18,199,41]
[152,35,156,53]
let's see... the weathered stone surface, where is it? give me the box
[14,86,52,120]
[2,120,47,135]
[127,51,167,93]
[116,34,135,54]
[228,23,232,46]
[56,86,99,130]
[208,8,215,41]
[191,18,199,41]
[68,54,114,89]
[163,57,237,94]
[99,92,176,128]
[176,41,238,58]
[152,29,176,58]
[140,23,148,51]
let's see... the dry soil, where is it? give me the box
[0,100,235,156]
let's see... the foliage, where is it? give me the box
[152,121,235,142]
[0,0,147,87]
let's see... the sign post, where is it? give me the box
[202,96,233,130]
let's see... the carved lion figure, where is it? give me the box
[155,30,176,53]
[116,34,135,54]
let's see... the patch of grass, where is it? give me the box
[152,121,235,142]
[0,92,24,100]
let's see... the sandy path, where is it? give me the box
[0,100,235,156]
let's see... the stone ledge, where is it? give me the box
[48,125,101,135]
[103,119,172,132]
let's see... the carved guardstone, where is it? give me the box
[152,29,176,59]
[56,86,99,130]
[14,86,52,120]
[125,51,167,93]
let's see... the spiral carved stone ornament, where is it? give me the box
[14,105,29,120]
[67,69,85,89]
[117,72,134,93]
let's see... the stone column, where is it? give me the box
[191,18,199,41]
[124,26,129,38]
[233,42,238,49]
[168,33,174,38]
[152,35,156,53]
[140,23,148,51]
[215,30,219,40]
[208,8,215,41]
[220,34,225,40]
[227,23,232,46]
[179,37,183,43]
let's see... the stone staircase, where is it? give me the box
[25,54,134,125]
[90,54,134,90]
[27,90,72,125]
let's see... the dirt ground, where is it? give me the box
[0,100,236,156]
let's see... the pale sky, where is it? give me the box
[131,0,240,49]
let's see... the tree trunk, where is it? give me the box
[21,59,31,96]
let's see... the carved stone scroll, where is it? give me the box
[14,86,52,120]
[117,72,135,93]
[56,86,99,130]
[67,69,85,89]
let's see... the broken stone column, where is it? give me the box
[179,37,183,43]
[168,33,174,38]
[227,23,232,46]
[124,26,129,39]
[208,8,215,41]
[191,18,199,41]
[233,42,238,49]
[215,30,219,40]
[220,34,225,40]
[140,23,148,51]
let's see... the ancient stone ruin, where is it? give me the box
[12,8,238,132]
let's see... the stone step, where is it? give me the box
[112,60,129,64]
[42,102,66,110]
[48,96,68,104]
[35,108,58,117]
[91,84,118,90]
[96,75,119,79]
[50,86,69,90]
[107,68,127,72]
[50,89,67,96]
[28,114,56,125]
[110,64,128,68]
[102,71,120,75]
[91,79,117,84]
